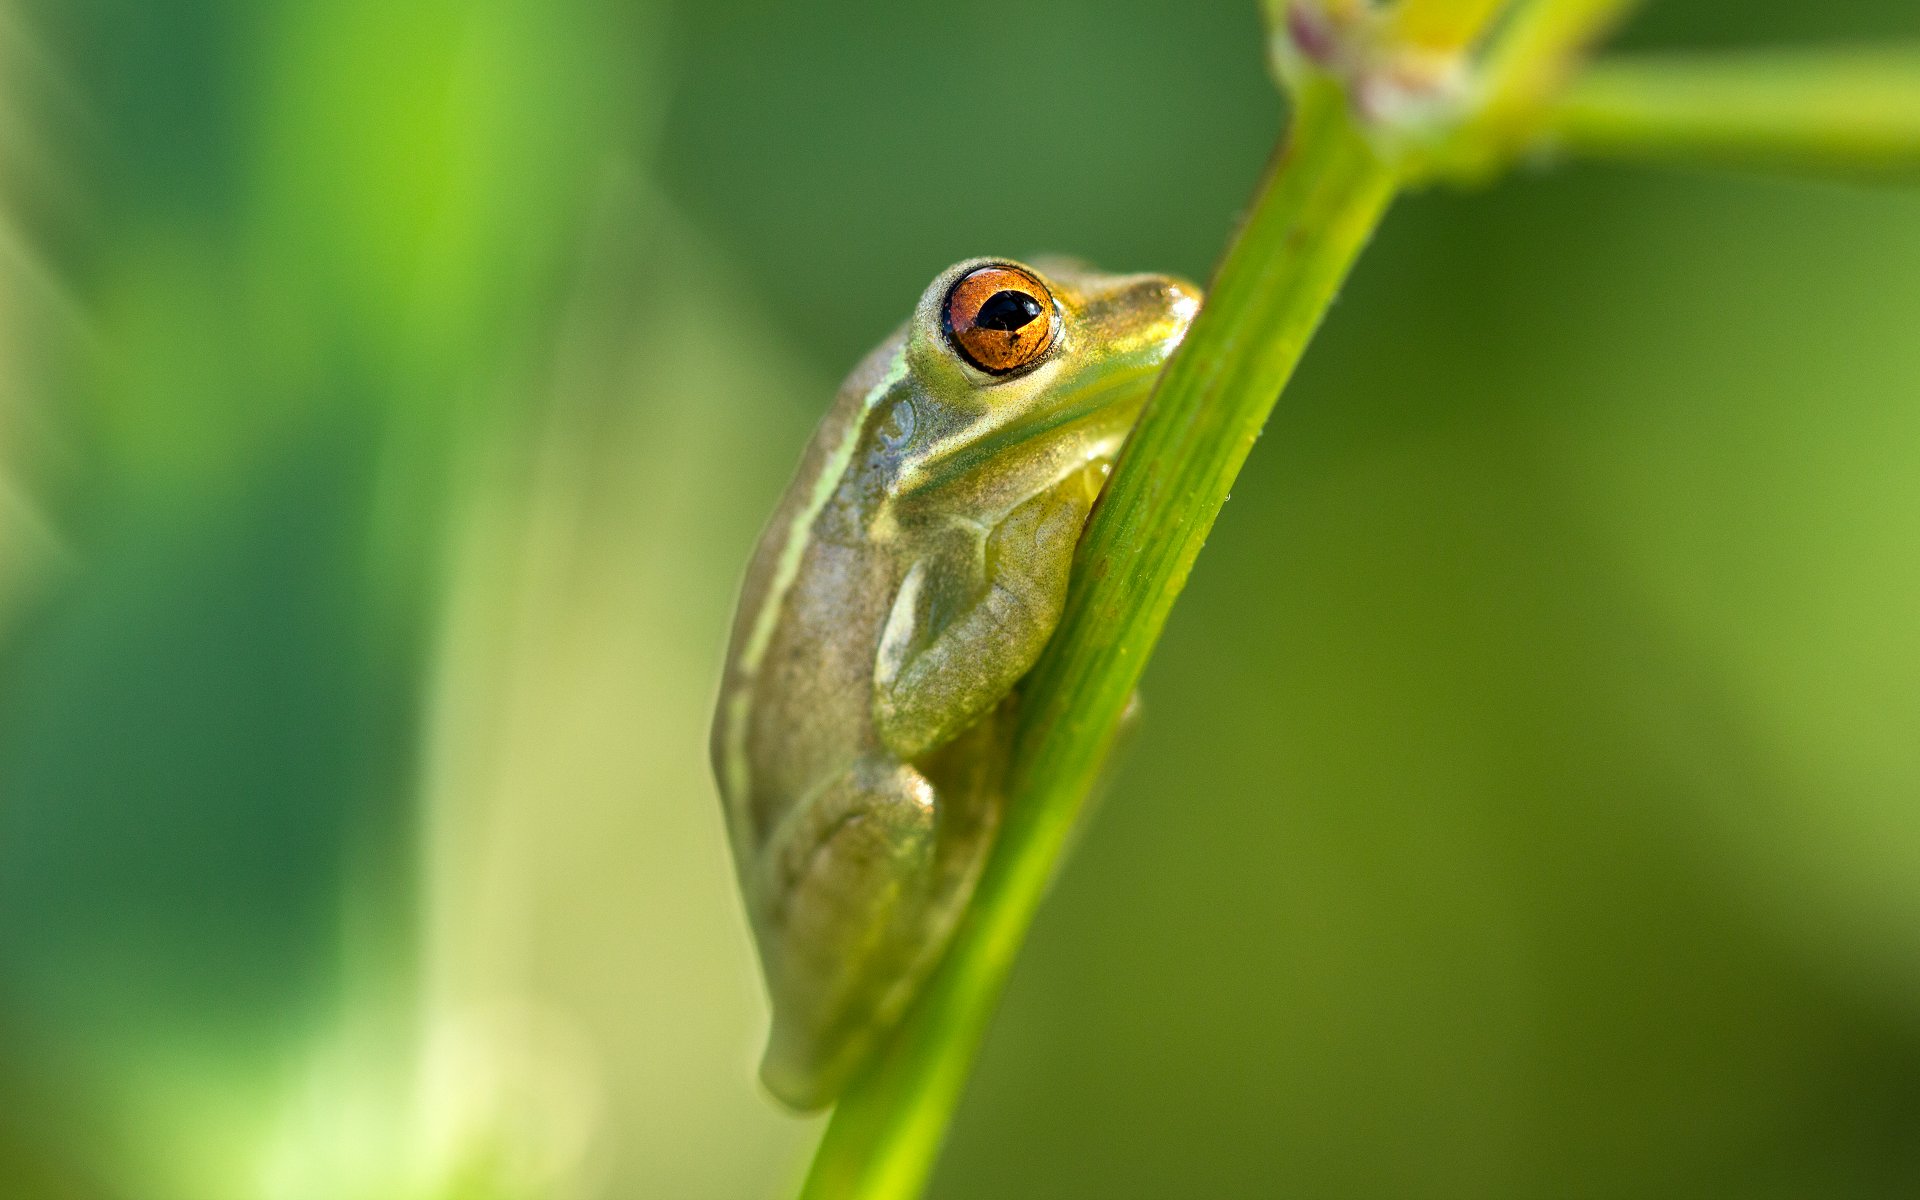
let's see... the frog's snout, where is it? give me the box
[1155,277,1204,346]
[1136,274,1204,330]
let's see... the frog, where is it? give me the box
[711,256,1200,1111]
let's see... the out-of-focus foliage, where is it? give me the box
[0,0,1917,1198]
[0,0,817,1196]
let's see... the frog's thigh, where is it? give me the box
[875,469,1098,760]
[758,757,939,1111]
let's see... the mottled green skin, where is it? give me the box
[712,258,1199,1111]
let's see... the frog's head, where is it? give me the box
[885,256,1200,504]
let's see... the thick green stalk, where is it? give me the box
[1542,48,1920,179]
[797,79,1398,1200]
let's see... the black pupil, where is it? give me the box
[974,289,1044,333]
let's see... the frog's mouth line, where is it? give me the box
[898,353,1171,500]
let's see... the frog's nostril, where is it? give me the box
[974,290,1043,333]
[1165,279,1203,322]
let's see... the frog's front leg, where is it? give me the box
[874,465,1103,761]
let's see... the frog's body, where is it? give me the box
[712,258,1199,1111]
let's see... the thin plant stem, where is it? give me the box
[1479,0,1640,106]
[1430,0,1645,179]
[1392,0,1512,55]
[1540,48,1920,180]
[797,77,1399,1200]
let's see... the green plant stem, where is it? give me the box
[796,6,1641,1197]
[1428,0,1645,180]
[1479,0,1642,109]
[797,79,1398,1200]
[1540,48,1920,179]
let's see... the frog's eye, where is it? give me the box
[942,264,1058,376]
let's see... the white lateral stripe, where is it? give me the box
[721,350,907,804]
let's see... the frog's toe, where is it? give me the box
[760,1020,850,1113]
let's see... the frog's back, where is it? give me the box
[711,334,907,855]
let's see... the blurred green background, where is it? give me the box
[1,1,1919,1197]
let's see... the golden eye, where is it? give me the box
[942,264,1058,376]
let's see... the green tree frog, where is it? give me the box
[711,257,1199,1111]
